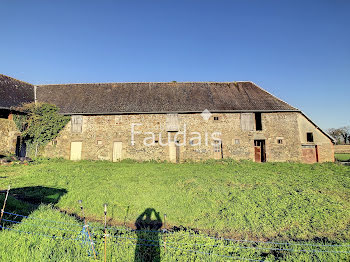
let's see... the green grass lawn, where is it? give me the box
[1,205,349,262]
[335,153,350,162]
[0,159,349,261]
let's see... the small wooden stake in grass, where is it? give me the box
[0,185,11,229]
[163,214,167,252]
[79,200,97,260]
[104,203,108,262]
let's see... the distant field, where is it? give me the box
[0,159,349,261]
[335,153,350,162]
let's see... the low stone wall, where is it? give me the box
[334,145,350,154]
[0,119,20,155]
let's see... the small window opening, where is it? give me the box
[155,140,159,143]
[277,139,283,144]
[214,116,219,121]
[255,113,262,131]
[115,115,122,124]
[307,132,314,142]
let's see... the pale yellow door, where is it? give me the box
[213,140,223,160]
[113,142,122,162]
[169,142,177,163]
[70,142,82,160]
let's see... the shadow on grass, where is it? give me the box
[0,186,67,225]
[134,208,163,262]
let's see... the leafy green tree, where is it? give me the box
[14,102,70,157]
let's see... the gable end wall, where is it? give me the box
[297,114,334,163]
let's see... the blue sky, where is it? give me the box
[1,0,349,129]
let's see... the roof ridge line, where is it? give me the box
[0,74,34,87]
[37,81,253,86]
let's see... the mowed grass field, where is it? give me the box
[0,159,349,261]
[335,153,350,162]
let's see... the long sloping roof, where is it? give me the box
[36,81,298,114]
[0,74,34,109]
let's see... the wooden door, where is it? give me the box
[213,140,223,159]
[254,146,261,162]
[113,142,123,162]
[302,145,317,163]
[70,142,82,160]
[176,144,180,163]
[169,142,177,163]
[254,140,266,162]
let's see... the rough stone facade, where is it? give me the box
[0,118,20,155]
[42,111,334,163]
[334,145,350,154]
[0,74,335,163]
[296,114,334,163]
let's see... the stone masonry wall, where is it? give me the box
[334,145,350,154]
[297,114,334,163]
[0,118,20,155]
[43,112,334,162]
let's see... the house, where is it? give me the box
[0,74,334,163]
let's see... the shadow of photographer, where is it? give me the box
[134,208,162,262]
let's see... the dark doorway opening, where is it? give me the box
[254,140,266,162]
[15,136,27,158]
[0,109,10,119]
[255,113,262,131]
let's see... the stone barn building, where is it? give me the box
[0,75,34,156]
[0,74,334,163]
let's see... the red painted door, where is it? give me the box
[255,146,261,162]
[302,147,317,163]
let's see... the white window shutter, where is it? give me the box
[71,115,83,133]
[240,113,254,131]
[166,114,179,132]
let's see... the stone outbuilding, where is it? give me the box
[0,75,33,156]
[0,74,334,163]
